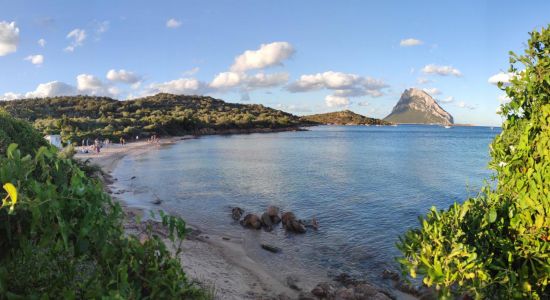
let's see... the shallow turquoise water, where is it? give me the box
[113,125,500,283]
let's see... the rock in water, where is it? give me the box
[231,207,244,220]
[240,214,262,229]
[384,88,454,125]
[267,205,280,217]
[261,212,273,231]
[261,243,281,253]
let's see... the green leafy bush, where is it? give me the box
[0,111,47,155]
[397,26,549,298]
[0,144,208,298]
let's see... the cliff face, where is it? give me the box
[384,88,454,124]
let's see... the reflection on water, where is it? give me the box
[113,125,499,284]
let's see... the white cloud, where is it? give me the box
[96,21,109,34]
[422,87,441,95]
[77,74,116,96]
[457,101,476,110]
[37,38,46,47]
[166,18,182,28]
[146,78,205,95]
[417,77,431,84]
[325,94,350,108]
[230,41,295,72]
[245,72,289,89]
[439,96,454,103]
[287,71,388,98]
[488,72,514,86]
[210,72,243,89]
[357,101,369,107]
[65,28,86,52]
[400,38,423,47]
[183,67,200,76]
[421,64,462,77]
[0,21,19,56]
[498,93,511,104]
[106,69,141,84]
[24,54,44,66]
[25,81,77,98]
[274,103,312,113]
[0,92,23,101]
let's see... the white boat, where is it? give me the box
[444,125,451,129]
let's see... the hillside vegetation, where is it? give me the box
[301,110,391,125]
[0,93,307,144]
[398,26,549,298]
[0,115,209,298]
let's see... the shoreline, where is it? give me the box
[75,132,418,300]
[76,135,304,299]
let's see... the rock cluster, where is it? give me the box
[232,206,317,234]
[304,273,392,300]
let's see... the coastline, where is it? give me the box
[75,135,304,299]
[75,131,418,300]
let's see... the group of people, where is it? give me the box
[77,134,159,154]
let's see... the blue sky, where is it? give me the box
[0,0,548,125]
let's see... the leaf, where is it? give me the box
[488,208,497,223]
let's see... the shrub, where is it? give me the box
[397,26,550,298]
[0,144,208,298]
[0,111,48,155]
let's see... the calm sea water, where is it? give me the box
[113,125,499,285]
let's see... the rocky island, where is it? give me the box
[302,110,391,125]
[384,88,454,125]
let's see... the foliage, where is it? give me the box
[301,110,391,125]
[397,26,550,298]
[0,110,48,155]
[0,93,306,144]
[0,144,208,298]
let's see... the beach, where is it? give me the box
[75,137,305,299]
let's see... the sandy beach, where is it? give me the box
[75,138,303,300]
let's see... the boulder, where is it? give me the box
[334,287,355,300]
[286,275,301,291]
[311,282,335,298]
[272,215,282,224]
[261,212,273,231]
[231,207,244,221]
[240,213,262,229]
[290,220,306,233]
[281,211,296,225]
[261,243,281,253]
[302,217,319,230]
[282,212,306,233]
[267,205,280,217]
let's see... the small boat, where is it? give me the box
[444,125,451,129]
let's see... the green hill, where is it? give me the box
[0,93,307,144]
[301,110,391,125]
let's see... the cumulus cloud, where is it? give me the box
[325,95,350,108]
[166,18,182,28]
[106,69,141,84]
[421,64,462,77]
[287,71,388,98]
[183,67,200,76]
[439,96,454,103]
[245,72,289,89]
[0,21,19,56]
[422,87,441,95]
[357,101,370,107]
[65,28,86,52]
[0,92,23,101]
[488,72,514,86]
[498,93,511,104]
[146,78,205,95]
[25,81,77,98]
[77,74,117,96]
[24,54,44,66]
[400,38,423,47]
[230,41,295,72]
[38,38,46,47]
[210,72,242,89]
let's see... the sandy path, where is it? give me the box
[75,138,300,300]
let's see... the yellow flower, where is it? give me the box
[2,183,18,214]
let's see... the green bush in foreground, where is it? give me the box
[0,143,208,299]
[0,111,47,155]
[397,26,550,298]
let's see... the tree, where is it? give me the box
[397,26,550,299]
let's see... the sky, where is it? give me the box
[0,0,548,126]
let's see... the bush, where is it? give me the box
[0,144,208,298]
[0,111,48,155]
[397,26,550,298]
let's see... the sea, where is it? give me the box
[112,125,500,287]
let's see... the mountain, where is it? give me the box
[301,110,391,125]
[384,88,454,124]
[0,93,308,144]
